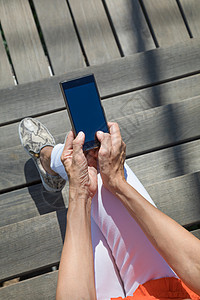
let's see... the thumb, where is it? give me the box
[96,130,104,143]
[96,131,111,154]
[73,131,85,153]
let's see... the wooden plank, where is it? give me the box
[1,228,200,299]
[2,71,200,149]
[147,172,200,226]
[1,37,200,125]
[0,97,200,191]
[128,139,200,187]
[119,97,200,156]
[0,271,57,300]
[180,0,200,38]
[0,210,66,282]
[3,76,200,151]
[0,172,200,282]
[33,0,85,75]
[3,86,200,151]
[0,0,50,84]
[0,143,67,192]
[0,111,70,151]
[0,183,69,227]
[142,0,189,46]
[192,229,200,240]
[68,0,120,65]
[1,139,200,227]
[0,36,14,88]
[105,0,155,55]
[103,83,200,122]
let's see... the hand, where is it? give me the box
[96,122,126,193]
[61,131,98,199]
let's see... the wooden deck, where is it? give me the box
[0,0,200,298]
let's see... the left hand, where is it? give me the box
[61,131,98,199]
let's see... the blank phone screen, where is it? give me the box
[61,75,109,145]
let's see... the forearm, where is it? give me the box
[56,191,96,300]
[114,180,200,295]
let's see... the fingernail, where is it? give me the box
[78,131,84,138]
[97,131,103,135]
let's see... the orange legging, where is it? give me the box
[111,277,200,300]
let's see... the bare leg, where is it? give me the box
[40,146,58,176]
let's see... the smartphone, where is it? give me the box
[60,74,109,151]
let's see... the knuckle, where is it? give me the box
[113,122,120,131]
[99,147,108,157]
[114,122,119,128]
[113,138,120,149]
[103,133,110,141]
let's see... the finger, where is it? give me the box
[73,131,85,154]
[61,131,74,165]
[107,121,115,128]
[96,131,111,157]
[89,166,97,178]
[88,166,97,183]
[63,130,74,150]
[87,148,98,159]
[109,122,122,150]
[109,122,120,135]
[86,152,97,169]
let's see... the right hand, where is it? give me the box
[96,122,126,193]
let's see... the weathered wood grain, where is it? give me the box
[142,0,189,46]
[0,172,200,282]
[0,36,14,88]
[192,229,200,240]
[0,210,66,282]
[105,0,155,55]
[104,77,200,121]
[1,139,200,227]
[3,83,200,150]
[33,0,85,75]
[180,0,200,38]
[0,111,70,151]
[128,139,200,187]
[1,37,200,125]
[118,97,200,156]
[0,143,67,192]
[0,271,57,300]
[147,172,200,226]
[68,0,120,65]
[0,0,50,84]
[0,98,200,191]
[0,183,69,227]
[1,222,200,298]
[1,222,200,300]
